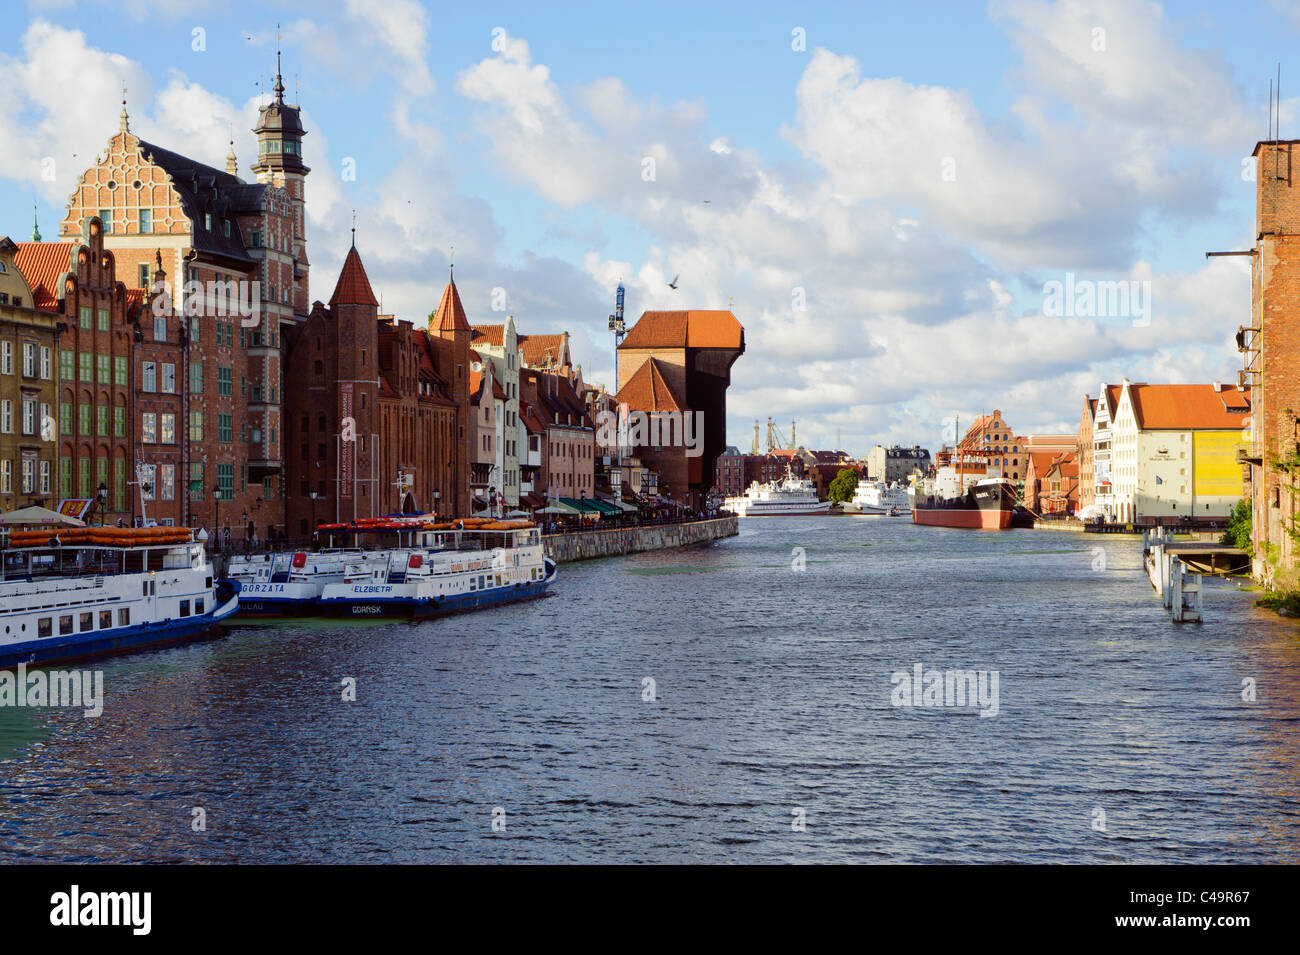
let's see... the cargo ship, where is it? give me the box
[910,477,1017,530]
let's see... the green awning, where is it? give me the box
[587,498,622,515]
[559,497,602,514]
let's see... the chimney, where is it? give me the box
[1213,380,1222,392]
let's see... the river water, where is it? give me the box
[1,516,1297,863]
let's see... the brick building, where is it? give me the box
[0,237,58,511]
[57,76,310,537]
[16,220,134,523]
[1240,138,1300,581]
[865,445,931,482]
[615,309,744,508]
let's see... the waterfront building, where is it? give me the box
[955,411,1024,480]
[1239,137,1300,579]
[470,319,521,506]
[57,75,310,537]
[865,445,931,483]
[16,220,134,524]
[616,309,744,509]
[535,370,595,503]
[282,247,471,530]
[0,237,58,511]
[469,350,506,511]
[1040,453,1080,515]
[1080,385,1123,516]
[1101,380,1249,523]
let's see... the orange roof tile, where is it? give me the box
[14,241,76,311]
[518,332,567,368]
[1128,384,1251,430]
[620,309,743,350]
[471,324,505,346]
[615,357,684,412]
[329,246,379,307]
[431,277,469,332]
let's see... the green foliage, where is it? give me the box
[1222,498,1252,551]
[827,468,860,504]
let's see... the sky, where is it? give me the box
[1,0,1295,455]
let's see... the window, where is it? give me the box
[99,611,112,630]
[113,355,127,386]
[160,363,175,393]
[114,405,125,438]
[97,405,107,437]
[139,464,155,500]
[189,409,203,441]
[20,457,33,493]
[153,313,166,341]
[142,362,156,392]
[21,397,35,435]
[38,618,52,639]
[80,612,93,632]
[159,464,175,500]
[223,219,231,238]
[217,366,233,396]
[139,209,152,232]
[22,342,35,377]
[59,615,73,636]
[79,352,91,382]
[189,361,203,394]
[79,306,91,330]
[217,462,234,498]
[97,354,110,384]
[39,460,50,494]
[160,413,175,444]
[99,210,111,233]
[117,609,129,627]
[142,413,156,443]
[0,342,9,375]
[0,400,10,434]
[218,413,233,443]
[189,462,204,500]
[138,264,150,288]
[204,213,212,231]
[59,349,73,381]
[97,308,109,332]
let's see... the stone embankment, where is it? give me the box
[543,517,738,564]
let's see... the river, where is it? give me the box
[1,515,1297,863]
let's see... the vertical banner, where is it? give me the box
[340,383,354,501]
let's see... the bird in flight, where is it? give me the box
[667,274,679,290]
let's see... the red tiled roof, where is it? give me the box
[471,324,505,346]
[518,332,566,368]
[14,241,76,312]
[620,310,743,350]
[329,246,379,306]
[615,357,684,412]
[1128,384,1251,430]
[431,277,469,332]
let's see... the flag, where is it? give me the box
[1155,475,1163,485]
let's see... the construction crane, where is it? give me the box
[607,281,625,387]
[766,418,797,452]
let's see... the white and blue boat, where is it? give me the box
[224,548,368,615]
[1,526,239,668]
[319,523,557,618]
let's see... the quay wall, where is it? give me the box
[543,517,738,564]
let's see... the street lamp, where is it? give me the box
[96,482,107,526]
[309,489,319,546]
[432,489,440,521]
[212,484,222,547]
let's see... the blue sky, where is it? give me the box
[2,0,1296,453]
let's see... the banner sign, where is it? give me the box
[340,384,353,501]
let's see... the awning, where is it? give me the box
[559,497,604,514]
[586,498,622,516]
[0,505,86,527]
[605,498,638,513]
[537,503,580,515]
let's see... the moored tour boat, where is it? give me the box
[0,525,239,668]
[722,465,831,516]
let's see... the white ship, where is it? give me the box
[224,548,369,615]
[722,466,832,516]
[1,525,239,667]
[319,522,557,618]
[847,480,912,515]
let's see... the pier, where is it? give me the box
[543,516,738,564]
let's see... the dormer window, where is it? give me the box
[223,220,232,238]
[204,213,213,230]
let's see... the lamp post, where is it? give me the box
[309,490,319,546]
[432,489,440,521]
[96,482,107,526]
[212,484,222,549]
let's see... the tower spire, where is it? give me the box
[274,23,285,104]
[119,82,130,133]
[31,204,40,242]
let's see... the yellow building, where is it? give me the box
[0,236,58,509]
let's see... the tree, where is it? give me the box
[827,468,860,504]
[1223,498,1251,551]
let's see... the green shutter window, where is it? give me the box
[218,367,233,396]
[78,458,90,497]
[97,354,110,384]
[60,456,71,497]
[189,462,204,500]
[96,457,108,501]
[113,405,125,438]
[96,405,108,437]
[59,350,73,381]
[113,356,128,386]
[218,413,233,443]
[189,410,203,442]
[78,403,90,435]
[59,402,71,435]
[190,361,203,394]
[79,306,91,330]
[79,352,91,382]
[114,458,126,511]
[97,309,109,332]
[217,462,234,497]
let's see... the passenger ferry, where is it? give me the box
[318,519,557,618]
[847,480,911,515]
[0,525,239,668]
[722,465,831,516]
[225,548,368,615]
